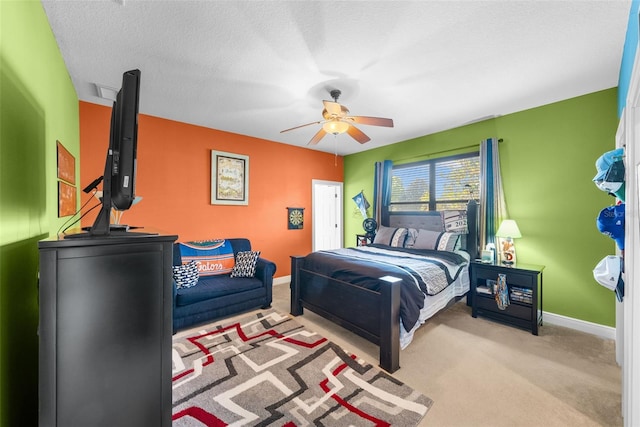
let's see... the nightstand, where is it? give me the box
[356,234,374,246]
[470,262,544,335]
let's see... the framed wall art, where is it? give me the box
[56,140,75,184]
[287,207,304,229]
[58,181,77,217]
[211,150,249,205]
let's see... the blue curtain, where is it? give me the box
[373,160,393,226]
[479,138,508,258]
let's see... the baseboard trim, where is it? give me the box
[273,276,291,287]
[543,311,616,340]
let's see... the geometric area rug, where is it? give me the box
[172,310,433,426]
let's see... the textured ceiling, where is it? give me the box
[41,0,631,156]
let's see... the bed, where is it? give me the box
[290,200,479,373]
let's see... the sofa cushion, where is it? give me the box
[174,276,264,307]
[172,260,199,289]
[230,251,260,278]
[177,239,235,276]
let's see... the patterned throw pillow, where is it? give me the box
[436,232,460,251]
[412,229,459,252]
[442,210,468,234]
[373,226,408,247]
[178,239,235,277]
[173,260,199,289]
[404,228,419,248]
[230,251,261,278]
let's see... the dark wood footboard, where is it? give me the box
[290,255,401,373]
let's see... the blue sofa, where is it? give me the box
[172,238,276,332]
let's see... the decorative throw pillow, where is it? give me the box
[412,229,441,250]
[404,228,419,248]
[442,210,468,234]
[436,232,459,252]
[373,226,408,247]
[178,239,235,276]
[412,229,459,251]
[230,251,261,278]
[172,260,199,289]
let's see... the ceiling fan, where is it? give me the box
[280,89,394,145]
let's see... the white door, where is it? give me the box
[312,180,343,251]
[621,84,640,426]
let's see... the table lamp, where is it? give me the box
[495,219,522,265]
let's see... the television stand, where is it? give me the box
[38,233,177,426]
[110,224,129,231]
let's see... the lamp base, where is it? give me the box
[499,237,517,265]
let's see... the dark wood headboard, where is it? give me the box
[382,200,479,261]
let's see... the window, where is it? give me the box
[390,152,479,212]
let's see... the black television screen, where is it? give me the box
[89,69,141,236]
[109,69,140,211]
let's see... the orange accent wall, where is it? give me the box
[79,101,343,276]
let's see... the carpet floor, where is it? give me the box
[269,283,622,427]
[172,310,432,426]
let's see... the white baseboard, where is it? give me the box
[273,276,291,286]
[543,311,616,341]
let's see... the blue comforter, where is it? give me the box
[302,244,468,331]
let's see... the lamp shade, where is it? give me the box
[322,120,349,135]
[496,219,522,239]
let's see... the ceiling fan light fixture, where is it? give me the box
[280,89,393,145]
[323,120,349,135]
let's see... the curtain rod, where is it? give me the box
[393,138,503,163]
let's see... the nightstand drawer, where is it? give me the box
[476,296,532,321]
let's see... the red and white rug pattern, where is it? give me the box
[172,311,432,426]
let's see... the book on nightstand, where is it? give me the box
[476,285,492,295]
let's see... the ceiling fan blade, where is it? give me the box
[323,100,344,116]
[308,128,327,145]
[348,116,394,127]
[347,124,371,144]
[280,120,322,133]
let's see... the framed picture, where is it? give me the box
[287,207,304,229]
[58,181,77,217]
[211,150,249,205]
[56,140,75,184]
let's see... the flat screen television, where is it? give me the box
[68,69,142,238]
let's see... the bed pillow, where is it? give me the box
[412,229,459,251]
[442,210,468,234]
[230,251,261,278]
[172,260,199,289]
[373,226,408,247]
[404,228,419,248]
[437,232,460,251]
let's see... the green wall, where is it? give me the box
[0,1,79,425]
[344,88,619,327]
